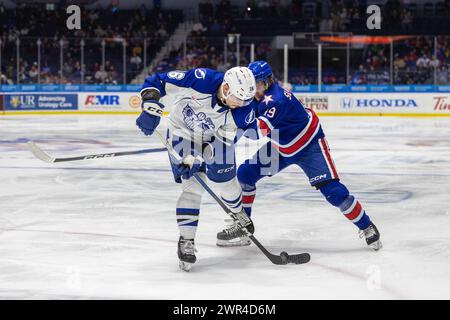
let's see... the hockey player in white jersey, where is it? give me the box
[136,67,257,271]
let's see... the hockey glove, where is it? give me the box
[136,100,165,136]
[173,155,204,180]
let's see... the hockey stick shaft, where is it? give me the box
[27,141,166,163]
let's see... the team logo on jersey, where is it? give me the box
[194,68,206,80]
[182,105,215,133]
[167,71,186,80]
[245,109,256,124]
[283,90,292,100]
[262,95,273,105]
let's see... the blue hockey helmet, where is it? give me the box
[248,60,273,83]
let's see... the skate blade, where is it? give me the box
[369,240,383,251]
[216,238,251,247]
[179,261,193,272]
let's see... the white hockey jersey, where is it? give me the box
[141,68,257,143]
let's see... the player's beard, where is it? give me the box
[255,91,264,101]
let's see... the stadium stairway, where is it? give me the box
[134,21,195,84]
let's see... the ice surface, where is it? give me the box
[0,114,449,299]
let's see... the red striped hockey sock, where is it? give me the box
[339,195,371,230]
[242,186,256,217]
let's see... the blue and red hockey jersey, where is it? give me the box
[254,83,324,157]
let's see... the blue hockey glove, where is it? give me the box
[136,100,165,136]
[173,155,204,180]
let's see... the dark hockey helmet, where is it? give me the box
[248,60,273,83]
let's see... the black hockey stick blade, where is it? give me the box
[281,251,311,265]
[249,235,311,265]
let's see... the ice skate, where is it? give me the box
[359,223,383,251]
[216,219,254,247]
[177,237,197,272]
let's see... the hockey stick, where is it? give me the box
[27,141,166,163]
[154,130,310,265]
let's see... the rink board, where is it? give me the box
[1,91,450,116]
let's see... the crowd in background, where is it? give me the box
[196,0,450,34]
[152,23,271,75]
[2,1,450,85]
[347,36,450,85]
[0,3,181,84]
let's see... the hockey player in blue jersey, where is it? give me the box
[216,61,382,251]
[136,66,257,271]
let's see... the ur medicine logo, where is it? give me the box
[10,95,35,108]
[85,95,120,106]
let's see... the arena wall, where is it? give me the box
[1,86,450,116]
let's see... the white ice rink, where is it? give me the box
[0,114,449,299]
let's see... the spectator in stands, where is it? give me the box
[29,63,39,83]
[130,53,143,69]
[192,21,207,34]
[1,73,13,84]
[320,16,332,32]
[416,54,431,69]
[394,53,406,70]
[352,64,367,85]
[95,66,108,83]
[430,55,440,69]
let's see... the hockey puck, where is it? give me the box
[280,251,289,265]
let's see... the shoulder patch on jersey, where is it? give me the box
[245,109,256,124]
[283,89,293,100]
[194,68,207,80]
[262,95,274,105]
[167,71,186,80]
